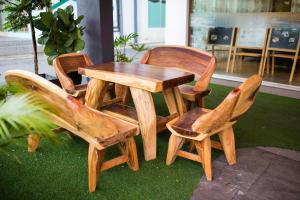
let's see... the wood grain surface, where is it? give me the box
[79,62,194,92]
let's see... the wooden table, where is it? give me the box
[79,62,194,161]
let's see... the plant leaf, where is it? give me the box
[64,37,74,47]
[75,15,84,25]
[40,12,54,28]
[37,35,49,45]
[74,39,85,51]
[44,41,58,56]
[65,5,74,14]
[57,8,70,26]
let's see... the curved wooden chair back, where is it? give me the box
[53,53,93,93]
[231,75,262,119]
[140,46,216,92]
[192,75,262,138]
[5,70,118,149]
[192,88,241,138]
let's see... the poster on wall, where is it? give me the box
[269,28,300,50]
[207,27,234,45]
[237,28,267,48]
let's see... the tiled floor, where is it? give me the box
[190,147,300,200]
[215,56,300,87]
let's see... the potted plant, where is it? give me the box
[114,33,148,62]
[34,5,85,84]
[113,33,148,102]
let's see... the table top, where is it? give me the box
[79,62,195,92]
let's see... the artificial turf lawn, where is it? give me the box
[0,83,299,200]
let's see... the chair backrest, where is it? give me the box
[192,88,241,136]
[53,53,93,93]
[140,45,216,92]
[4,70,118,144]
[207,27,236,46]
[231,75,262,120]
[267,27,300,51]
[236,28,268,49]
[192,75,262,136]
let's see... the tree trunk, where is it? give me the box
[29,14,39,74]
[46,2,52,12]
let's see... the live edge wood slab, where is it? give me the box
[78,62,194,93]
[79,62,195,161]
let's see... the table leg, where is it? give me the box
[163,88,178,115]
[173,87,187,115]
[115,84,131,104]
[130,87,157,161]
[85,78,108,109]
[163,87,187,116]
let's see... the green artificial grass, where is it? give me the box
[0,83,299,200]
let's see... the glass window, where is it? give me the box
[189,0,300,86]
[113,0,121,32]
[148,0,166,28]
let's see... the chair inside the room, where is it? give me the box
[230,28,269,75]
[261,27,300,83]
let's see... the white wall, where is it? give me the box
[165,0,189,45]
[121,0,135,36]
[138,0,165,44]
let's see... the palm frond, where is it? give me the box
[0,94,57,139]
[0,92,59,160]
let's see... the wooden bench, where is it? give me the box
[5,70,139,192]
[140,45,216,108]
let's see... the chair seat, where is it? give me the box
[73,83,115,100]
[71,84,88,97]
[74,83,88,90]
[178,85,211,102]
[102,103,174,133]
[235,52,262,57]
[97,112,138,147]
[171,107,211,137]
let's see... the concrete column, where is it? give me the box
[165,0,189,45]
[77,0,114,64]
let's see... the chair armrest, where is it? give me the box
[68,84,87,98]
[179,85,212,102]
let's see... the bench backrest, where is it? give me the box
[140,46,216,92]
[5,70,118,144]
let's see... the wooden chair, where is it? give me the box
[54,53,118,105]
[140,45,216,108]
[5,70,139,192]
[261,28,300,82]
[165,75,262,181]
[53,53,93,98]
[230,28,269,74]
[206,27,236,73]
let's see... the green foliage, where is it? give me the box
[35,5,85,65]
[114,33,148,63]
[0,0,51,31]
[0,84,57,161]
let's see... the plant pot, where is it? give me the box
[38,73,61,87]
[67,71,82,85]
[38,71,82,88]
